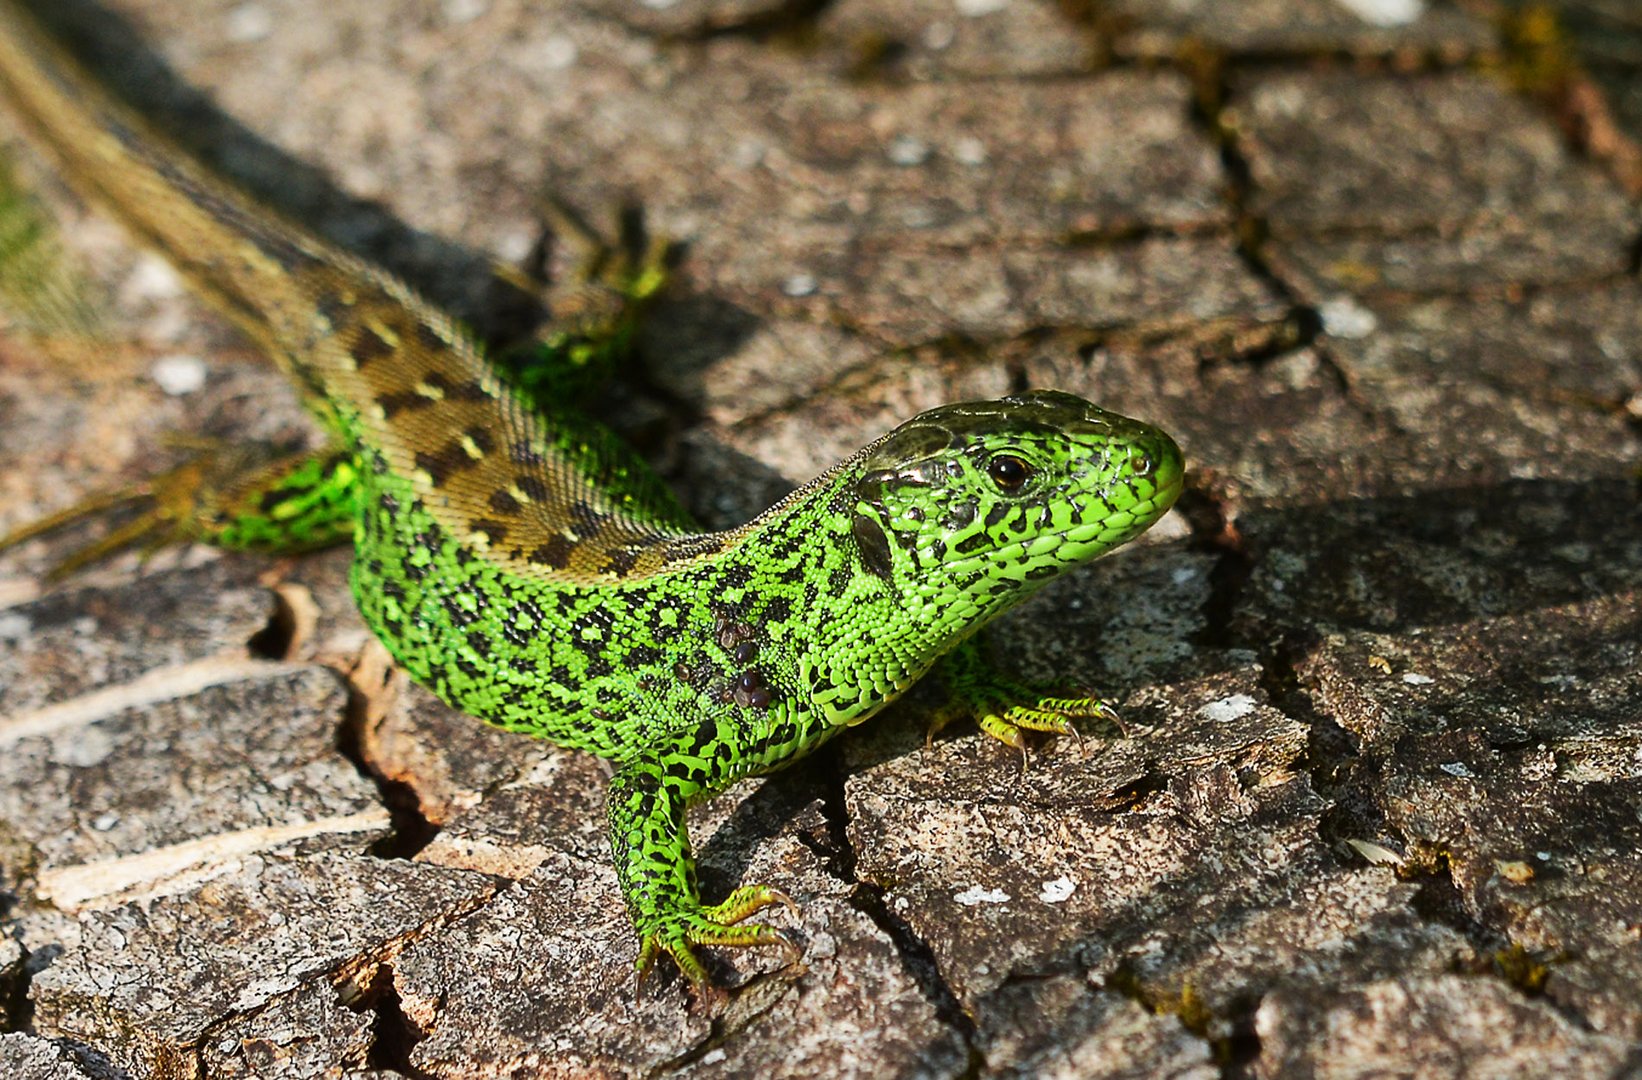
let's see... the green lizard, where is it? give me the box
[0,0,1184,996]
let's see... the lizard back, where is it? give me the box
[0,0,721,585]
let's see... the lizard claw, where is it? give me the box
[934,643,1120,756]
[633,886,803,1005]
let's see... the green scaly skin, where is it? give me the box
[0,0,1184,995]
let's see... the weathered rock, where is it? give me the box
[2,0,1640,1075]
[0,561,280,714]
[29,854,499,1078]
[819,0,1099,81]
[1230,72,1639,296]
[4,663,386,892]
[0,1033,127,1080]
[978,979,1217,1080]
[1252,974,1636,1078]
[397,796,965,1078]
[195,985,375,1080]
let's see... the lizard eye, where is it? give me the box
[986,455,1032,492]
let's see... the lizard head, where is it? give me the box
[849,389,1183,631]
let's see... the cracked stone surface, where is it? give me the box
[1,0,1640,1077]
[1231,71,1641,297]
[0,1033,126,1080]
[1253,974,1636,1078]
[28,854,500,1077]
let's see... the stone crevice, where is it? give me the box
[350,962,437,1080]
[809,745,982,1064]
[336,681,441,864]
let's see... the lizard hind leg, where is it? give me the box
[0,441,360,579]
[494,196,678,408]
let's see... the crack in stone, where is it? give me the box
[169,878,504,1079]
[644,965,804,1078]
[645,1022,730,1078]
[1241,620,1630,1047]
[1,933,39,1036]
[246,584,301,661]
[1178,475,1251,658]
[349,962,437,1080]
[1256,632,1369,843]
[1104,961,1249,1077]
[807,744,983,1065]
[334,675,441,863]
[1400,850,1613,1037]
[1185,51,1317,341]
[846,884,984,1062]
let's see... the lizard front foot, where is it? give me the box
[635,885,801,1002]
[950,679,1119,750]
[930,639,1121,755]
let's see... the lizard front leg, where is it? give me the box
[607,743,799,998]
[929,636,1120,751]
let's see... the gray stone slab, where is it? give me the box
[1235,477,1642,641]
[1230,72,1638,294]
[1291,596,1642,1036]
[397,797,968,1077]
[0,1034,125,1080]
[573,0,794,37]
[29,853,499,1078]
[1239,510,1642,1047]
[978,980,1217,1080]
[623,70,1253,414]
[0,561,278,714]
[646,68,1230,249]
[1251,974,1636,1078]
[831,237,1282,344]
[394,852,713,1073]
[1292,593,1641,748]
[818,0,1099,80]
[1328,285,1642,406]
[843,663,1309,1004]
[195,985,375,1079]
[415,743,615,871]
[0,663,385,888]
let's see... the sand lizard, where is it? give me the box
[0,0,1184,997]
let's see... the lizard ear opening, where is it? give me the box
[851,512,894,580]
